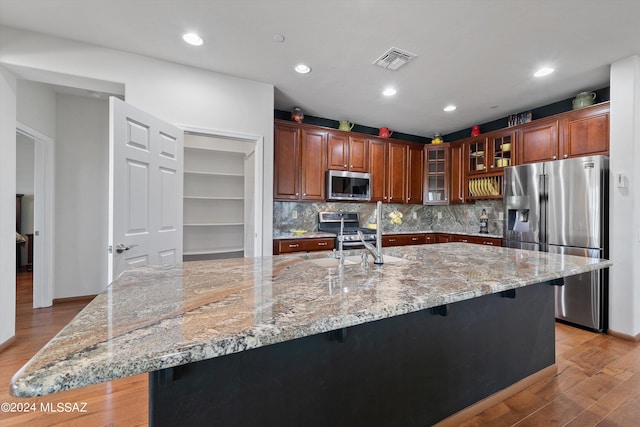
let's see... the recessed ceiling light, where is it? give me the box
[182,32,203,46]
[383,88,397,96]
[273,34,285,43]
[534,67,554,77]
[443,105,456,112]
[294,64,311,74]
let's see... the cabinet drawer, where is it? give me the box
[449,235,502,246]
[274,238,335,254]
[382,234,428,247]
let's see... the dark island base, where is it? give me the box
[150,282,555,426]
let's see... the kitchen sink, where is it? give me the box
[344,255,406,264]
[309,258,358,268]
[309,255,406,268]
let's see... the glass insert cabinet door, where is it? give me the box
[467,137,488,174]
[425,146,449,204]
[491,133,513,169]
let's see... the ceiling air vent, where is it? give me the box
[373,47,417,71]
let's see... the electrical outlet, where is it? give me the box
[498,212,504,221]
[412,211,417,219]
[292,210,297,219]
[437,212,442,220]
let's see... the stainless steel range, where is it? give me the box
[318,212,377,249]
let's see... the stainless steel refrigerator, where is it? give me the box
[503,155,609,331]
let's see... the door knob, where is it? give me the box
[115,243,138,254]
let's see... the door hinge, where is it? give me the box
[108,245,113,254]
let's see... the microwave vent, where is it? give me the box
[373,47,417,71]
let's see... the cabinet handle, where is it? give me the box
[407,197,411,201]
[288,244,299,248]
[445,198,448,201]
[295,193,299,196]
[490,165,495,168]
[318,242,328,246]
[303,193,307,196]
[411,237,418,241]
[350,165,353,168]
[484,242,494,245]
[461,239,468,243]
[552,156,557,160]
[564,154,568,159]
[344,164,348,168]
[389,239,396,242]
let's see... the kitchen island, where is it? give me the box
[11,243,611,425]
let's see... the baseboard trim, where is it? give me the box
[607,328,640,342]
[53,295,97,305]
[0,336,17,354]
[434,364,558,427]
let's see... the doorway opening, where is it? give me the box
[16,124,55,308]
[182,129,263,261]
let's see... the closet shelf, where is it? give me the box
[184,170,244,177]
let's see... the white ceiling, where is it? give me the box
[1,0,639,138]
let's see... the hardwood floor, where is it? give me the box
[1,272,639,426]
[0,272,147,427]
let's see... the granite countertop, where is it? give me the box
[11,244,611,398]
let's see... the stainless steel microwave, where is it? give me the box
[326,170,371,201]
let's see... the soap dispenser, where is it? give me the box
[479,209,489,234]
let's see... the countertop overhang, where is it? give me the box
[11,243,611,398]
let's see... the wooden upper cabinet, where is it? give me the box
[516,103,609,165]
[274,123,301,200]
[327,132,349,170]
[465,136,489,174]
[449,142,465,204]
[561,103,609,159]
[300,128,327,200]
[407,143,424,204]
[386,142,407,203]
[327,132,369,172]
[425,144,450,205]
[347,136,369,172]
[274,121,326,201]
[516,120,559,164]
[488,130,514,170]
[369,139,386,202]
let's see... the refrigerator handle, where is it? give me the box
[539,173,547,249]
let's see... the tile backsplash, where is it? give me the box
[273,200,504,236]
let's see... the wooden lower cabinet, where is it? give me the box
[381,233,501,247]
[447,234,502,246]
[436,234,451,243]
[382,233,428,247]
[273,238,335,255]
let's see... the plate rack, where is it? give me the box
[468,175,503,199]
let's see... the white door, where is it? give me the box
[108,97,183,284]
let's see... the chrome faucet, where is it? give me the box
[334,217,345,267]
[357,201,384,265]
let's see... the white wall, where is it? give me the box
[54,94,109,298]
[17,79,56,138]
[0,25,274,258]
[609,56,640,338]
[0,65,17,346]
